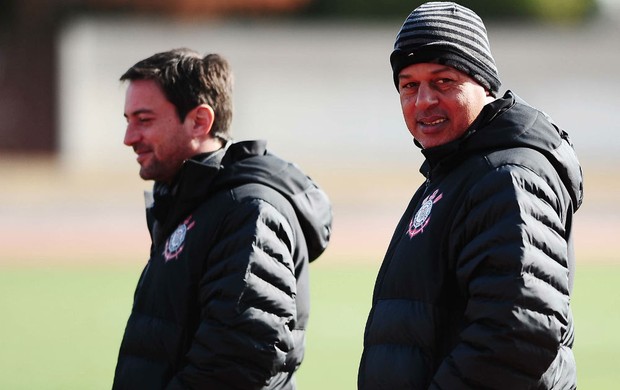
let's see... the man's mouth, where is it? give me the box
[134,149,152,164]
[419,118,446,126]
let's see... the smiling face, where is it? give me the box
[398,62,493,149]
[123,79,196,183]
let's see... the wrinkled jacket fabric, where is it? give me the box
[358,91,583,390]
[113,140,332,390]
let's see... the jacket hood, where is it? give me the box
[212,140,333,261]
[422,90,583,211]
[149,141,332,260]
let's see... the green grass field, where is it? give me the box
[0,262,617,389]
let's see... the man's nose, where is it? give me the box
[416,83,438,109]
[123,125,140,147]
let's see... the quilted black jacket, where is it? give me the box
[358,91,583,390]
[113,140,332,390]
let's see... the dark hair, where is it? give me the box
[120,48,233,140]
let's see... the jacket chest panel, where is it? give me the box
[136,212,216,320]
[383,198,451,300]
[378,173,470,302]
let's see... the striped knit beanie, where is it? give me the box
[390,2,501,96]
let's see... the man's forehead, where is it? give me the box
[398,63,461,78]
[125,80,167,104]
[124,81,170,117]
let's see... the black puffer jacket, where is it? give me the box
[113,140,332,390]
[358,91,583,390]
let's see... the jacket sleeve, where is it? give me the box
[431,164,573,389]
[167,197,298,389]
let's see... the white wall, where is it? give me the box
[58,16,620,175]
[58,18,415,174]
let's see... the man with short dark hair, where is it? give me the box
[113,48,332,390]
[358,3,583,389]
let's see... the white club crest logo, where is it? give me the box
[164,215,195,262]
[406,189,443,238]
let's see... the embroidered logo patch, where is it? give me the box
[406,189,443,238]
[163,216,195,262]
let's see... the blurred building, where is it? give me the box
[0,0,600,154]
[0,0,310,154]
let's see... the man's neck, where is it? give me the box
[195,137,224,154]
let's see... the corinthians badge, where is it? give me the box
[406,189,443,238]
[164,215,195,262]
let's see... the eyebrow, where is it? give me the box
[398,66,456,80]
[124,108,154,118]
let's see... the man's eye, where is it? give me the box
[436,78,453,85]
[401,82,418,90]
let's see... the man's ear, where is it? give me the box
[192,104,214,137]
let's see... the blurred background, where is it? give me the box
[1,0,619,388]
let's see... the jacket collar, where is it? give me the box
[147,140,270,244]
[147,145,228,244]
[419,91,515,178]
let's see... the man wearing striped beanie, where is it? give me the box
[390,1,501,98]
[359,2,582,389]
